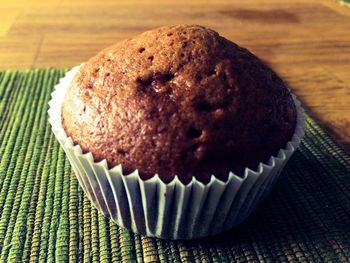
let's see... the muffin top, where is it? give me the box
[61,25,296,184]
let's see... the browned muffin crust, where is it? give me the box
[61,25,297,184]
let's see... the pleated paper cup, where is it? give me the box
[48,66,305,240]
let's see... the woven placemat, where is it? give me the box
[0,69,349,262]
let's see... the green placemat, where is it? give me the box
[0,69,350,263]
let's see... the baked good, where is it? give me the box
[61,24,296,184]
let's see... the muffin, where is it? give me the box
[61,25,296,185]
[49,24,304,239]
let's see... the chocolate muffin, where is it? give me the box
[61,25,296,184]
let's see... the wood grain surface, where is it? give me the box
[1,0,349,152]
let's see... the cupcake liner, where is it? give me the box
[48,66,305,240]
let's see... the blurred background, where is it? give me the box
[0,0,349,151]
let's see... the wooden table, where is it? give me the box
[1,0,349,152]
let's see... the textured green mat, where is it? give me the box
[0,69,350,262]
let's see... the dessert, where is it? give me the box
[61,25,296,184]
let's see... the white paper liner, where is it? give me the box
[48,66,305,240]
